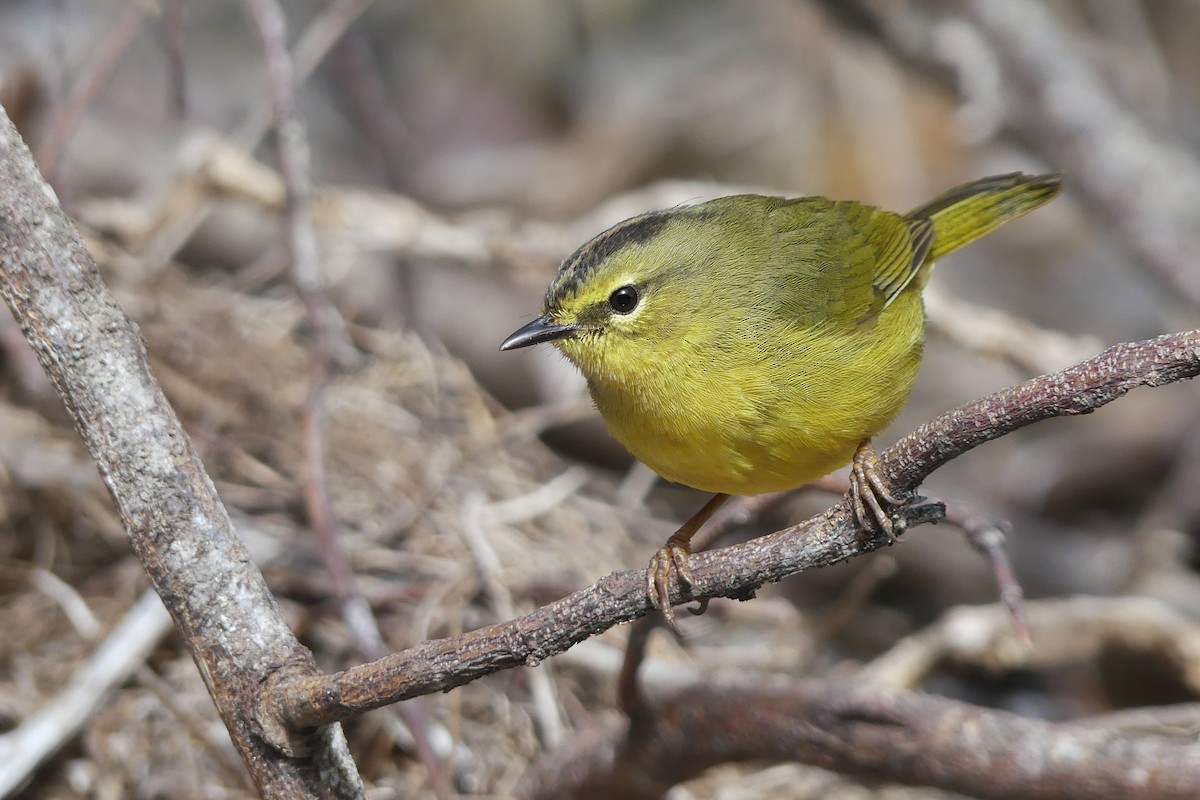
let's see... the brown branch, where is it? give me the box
[158,0,188,116]
[35,0,156,177]
[259,329,1200,736]
[0,105,363,796]
[515,675,1200,800]
[241,1,452,793]
[138,0,375,270]
[941,498,1030,646]
[239,0,346,600]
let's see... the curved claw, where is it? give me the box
[850,441,909,543]
[645,493,730,634]
[647,542,692,634]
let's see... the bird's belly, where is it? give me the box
[612,402,873,496]
[591,308,924,495]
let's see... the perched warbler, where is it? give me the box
[501,173,1062,626]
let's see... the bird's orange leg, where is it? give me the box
[850,440,907,541]
[647,493,730,632]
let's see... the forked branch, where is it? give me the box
[260,328,1200,739]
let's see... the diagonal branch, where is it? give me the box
[0,104,363,797]
[260,328,1200,739]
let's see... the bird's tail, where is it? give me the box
[907,172,1063,263]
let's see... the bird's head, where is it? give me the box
[500,202,743,383]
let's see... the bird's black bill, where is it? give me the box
[499,315,580,351]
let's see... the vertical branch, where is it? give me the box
[238,0,346,569]
[240,1,453,794]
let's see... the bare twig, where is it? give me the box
[239,0,350,609]
[239,0,449,794]
[259,328,1200,736]
[138,0,376,270]
[940,498,1030,646]
[159,0,188,116]
[515,674,1200,800]
[241,0,341,355]
[35,0,157,177]
[0,103,363,798]
[0,590,172,797]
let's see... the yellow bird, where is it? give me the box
[502,173,1062,625]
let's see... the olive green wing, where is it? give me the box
[768,197,932,329]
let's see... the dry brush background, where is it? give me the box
[1,0,1199,798]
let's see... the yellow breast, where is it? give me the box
[581,292,925,495]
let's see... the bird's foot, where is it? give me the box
[645,493,729,633]
[850,440,910,543]
[647,535,694,635]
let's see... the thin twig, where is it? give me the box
[238,0,349,611]
[0,590,173,797]
[35,0,157,177]
[940,498,1030,646]
[159,0,188,116]
[239,2,449,793]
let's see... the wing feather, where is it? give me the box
[768,198,931,328]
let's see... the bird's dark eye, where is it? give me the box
[608,285,639,314]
